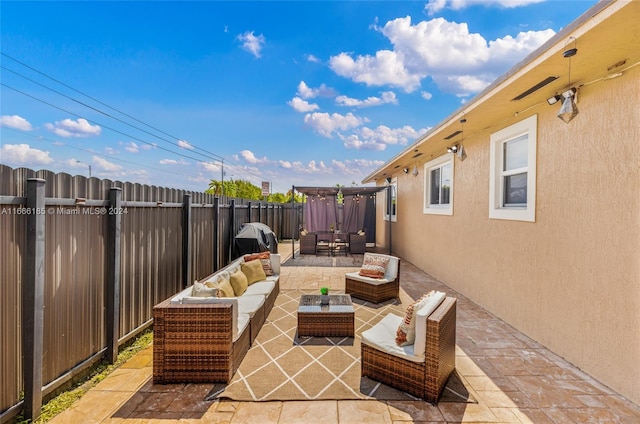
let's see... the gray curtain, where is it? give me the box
[303,195,338,233]
[342,195,366,233]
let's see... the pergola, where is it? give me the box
[290,185,392,258]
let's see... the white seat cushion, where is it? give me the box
[244,281,276,297]
[414,291,447,355]
[361,313,424,363]
[345,271,393,285]
[237,294,266,317]
[236,313,250,342]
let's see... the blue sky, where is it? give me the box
[1,0,597,194]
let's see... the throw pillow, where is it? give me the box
[395,291,435,346]
[241,259,267,285]
[244,251,274,276]
[191,281,218,298]
[359,253,390,279]
[205,278,234,298]
[229,270,249,296]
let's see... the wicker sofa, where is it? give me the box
[361,294,457,403]
[153,253,280,384]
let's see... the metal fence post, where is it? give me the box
[182,194,192,288]
[106,187,122,364]
[230,199,236,260]
[213,196,219,271]
[23,178,46,421]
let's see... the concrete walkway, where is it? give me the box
[48,242,640,423]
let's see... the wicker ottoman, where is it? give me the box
[297,294,355,337]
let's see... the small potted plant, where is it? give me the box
[320,287,330,305]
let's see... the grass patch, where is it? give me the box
[15,330,153,424]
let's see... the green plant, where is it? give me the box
[320,287,329,295]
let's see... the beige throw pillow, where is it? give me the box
[241,259,267,285]
[191,281,218,298]
[359,253,390,279]
[205,278,234,298]
[243,251,274,276]
[395,291,435,346]
[229,270,249,296]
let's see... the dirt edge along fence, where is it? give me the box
[0,165,302,422]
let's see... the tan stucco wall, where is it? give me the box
[376,66,640,405]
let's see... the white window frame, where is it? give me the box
[383,177,397,222]
[489,114,537,222]
[423,154,454,216]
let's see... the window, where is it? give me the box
[383,178,397,222]
[489,114,537,222]
[423,154,454,215]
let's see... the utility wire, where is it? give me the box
[1,52,223,161]
[1,127,190,179]
[1,53,290,192]
[1,82,225,166]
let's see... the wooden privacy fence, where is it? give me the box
[0,165,302,422]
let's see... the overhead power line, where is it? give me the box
[1,52,290,193]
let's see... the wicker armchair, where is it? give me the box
[345,253,400,303]
[299,233,317,255]
[348,233,366,254]
[361,296,457,403]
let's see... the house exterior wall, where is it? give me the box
[375,65,640,405]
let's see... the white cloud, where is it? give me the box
[425,0,544,16]
[66,159,86,168]
[199,161,222,173]
[1,115,33,131]
[303,112,363,138]
[44,118,101,138]
[288,97,320,112]
[282,157,385,182]
[341,124,426,150]
[159,159,189,165]
[125,142,139,153]
[240,149,269,164]
[330,15,554,96]
[104,147,120,154]
[177,139,193,149]
[0,144,54,164]
[278,160,292,169]
[296,81,336,99]
[329,50,423,93]
[335,91,398,108]
[237,31,266,58]
[92,155,122,172]
[487,29,556,72]
[421,91,433,100]
[306,54,321,63]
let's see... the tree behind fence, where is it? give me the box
[0,165,301,421]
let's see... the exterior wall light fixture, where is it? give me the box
[558,41,579,123]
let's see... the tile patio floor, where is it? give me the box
[48,242,640,423]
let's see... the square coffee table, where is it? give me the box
[297,294,355,337]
